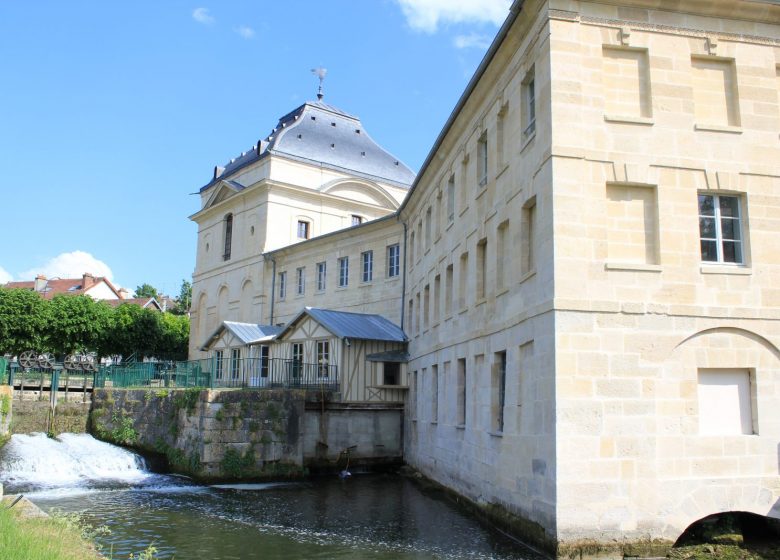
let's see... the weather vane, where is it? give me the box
[311,67,327,101]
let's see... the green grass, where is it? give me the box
[0,504,105,560]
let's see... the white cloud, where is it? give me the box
[192,7,215,25]
[18,251,114,282]
[396,0,511,33]
[0,266,12,284]
[234,25,255,39]
[453,32,492,50]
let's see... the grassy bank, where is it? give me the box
[669,542,780,559]
[0,501,105,560]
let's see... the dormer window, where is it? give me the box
[297,220,310,240]
[223,214,233,261]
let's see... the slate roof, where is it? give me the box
[201,100,415,192]
[201,321,284,351]
[4,276,121,300]
[103,297,162,311]
[279,307,407,343]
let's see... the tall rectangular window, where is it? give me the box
[477,131,488,187]
[415,292,421,336]
[387,244,400,277]
[497,103,507,169]
[223,214,233,261]
[476,238,487,300]
[458,252,469,310]
[291,343,303,379]
[383,362,400,385]
[361,250,373,282]
[215,350,224,380]
[522,198,536,275]
[497,220,508,291]
[425,207,432,248]
[338,257,349,287]
[230,348,241,380]
[317,340,330,377]
[296,267,305,295]
[408,298,414,335]
[493,351,507,433]
[457,358,466,426]
[259,345,269,378]
[523,67,536,138]
[316,262,326,291]
[447,175,455,223]
[518,341,534,431]
[278,271,287,300]
[431,364,439,423]
[433,274,441,323]
[699,194,743,264]
[423,284,430,330]
[409,231,416,265]
[445,264,453,317]
[297,220,310,240]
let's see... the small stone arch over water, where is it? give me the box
[674,511,780,549]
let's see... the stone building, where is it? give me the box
[189,0,780,556]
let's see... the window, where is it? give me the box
[297,220,310,240]
[447,175,455,223]
[338,257,349,287]
[296,267,305,295]
[278,271,287,299]
[457,358,466,426]
[387,244,400,278]
[415,292,421,336]
[497,221,508,291]
[259,345,269,378]
[230,348,241,380]
[602,47,652,119]
[223,214,233,261]
[351,215,363,226]
[409,231,416,265]
[361,250,373,282]
[493,351,507,433]
[692,57,740,128]
[476,238,487,300]
[431,364,439,423]
[458,252,469,310]
[291,343,303,379]
[433,274,441,323]
[425,207,432,248]
[606,184,659,264]
[445,264,453,317]
[698,369,754,435]
[408,298,414,335]
[523,67,536,138]
[316,262,326,291]
[477,131,488,187]
[383,362,400,386]
[317,340,330,377]
[215,350,224,380]
[496,103,507,168]
[423,284,430,330]
[699,194,743,264]
[521,198,536,275]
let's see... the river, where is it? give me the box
[0,433,543,559]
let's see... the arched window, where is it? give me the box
[223,214,233,261]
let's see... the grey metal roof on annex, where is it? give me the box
[201,100,415,192]
[282,307,407,343]
[201,321,284,350]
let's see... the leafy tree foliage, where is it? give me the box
[0,288,48,355]
[0,288,188,360]
[134,283,159,299]
[172,279,192,315]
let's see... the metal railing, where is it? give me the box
[96,357,339,391]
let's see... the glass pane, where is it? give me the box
[718,196,739,218]
[722,241,742,264]
[700,240,718,261]
[698,194,715,216]
[720,217,740,241]
[699,217,716,239]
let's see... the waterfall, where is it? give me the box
[0,433,150,488]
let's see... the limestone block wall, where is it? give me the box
[10,401,90,436]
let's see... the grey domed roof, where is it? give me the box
[202,101,415,192]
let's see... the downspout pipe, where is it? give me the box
[268,256,277,325]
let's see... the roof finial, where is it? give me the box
[311,67,327,101]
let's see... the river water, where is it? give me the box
[0,433,542,559]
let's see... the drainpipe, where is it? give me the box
[400,221,408,331]
[268,256,276,325]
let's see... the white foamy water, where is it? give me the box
[0,432,151,488]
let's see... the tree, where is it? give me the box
[46,294,112,356]
[0,288,48,355]
[134,283,159,299]
[157,312,190,360]
[172,279,192,315]
[100,304,163,359]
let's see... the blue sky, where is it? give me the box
[0,0,510,296]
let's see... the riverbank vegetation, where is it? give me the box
[0,287,189,360]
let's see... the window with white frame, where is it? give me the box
[338,256,349,287]
[215,350,224,380]
[698,193,744,264]
[296,267,305,295]
[230,348,241,380]
[316,262,326,291]
[387,244,400,277]
[297,220,310,240]
[361,250,373,282]
[523,67,536,138]
[278,271,287,300]
[317,340,330,377]
[291,343,303,379]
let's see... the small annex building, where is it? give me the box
[201,308,408,403]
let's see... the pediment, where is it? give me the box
[320,179,399,210]
[203,180,246,210]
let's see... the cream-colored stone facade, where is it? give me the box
[190,0,780,555]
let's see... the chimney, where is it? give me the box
[82,273,96,290]
[118,288,130,300]
[34,275,47,292]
